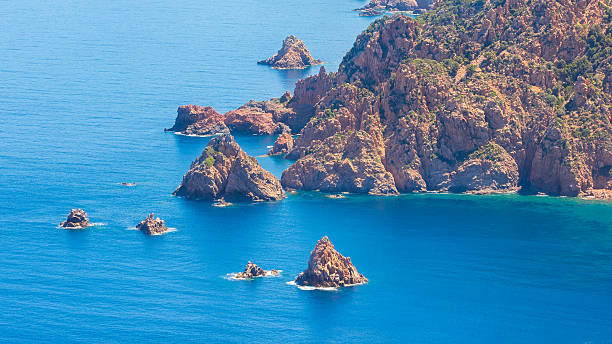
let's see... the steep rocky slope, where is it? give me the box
[280,0,611,197]
[174,135,286,201]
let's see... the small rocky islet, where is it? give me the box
[233,262,280,279]
[136,213,169,235]
[258,35,323,70]
[60,209,91,229]
[294,236,368,288]
[173,134,286,202]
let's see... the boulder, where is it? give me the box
[234,261,279,279]
[295,236,368,288]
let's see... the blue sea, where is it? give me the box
[1,0,611,342]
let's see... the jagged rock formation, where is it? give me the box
[60,209,90,229]
[225,100,290,135]
[165,105,229,136]
[270,0,611,198]
[258,35,323,70]
[136,213,168,235]
[174,134,286,201]
[357,0,436,15]
[268,133,294,156]
[295,236,368,288]
[234,262,279,279]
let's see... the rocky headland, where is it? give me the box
[234,262,279,279]
[174,134,286,201]
[295,236,368,288]
[165,105,229,136]
[357,0,436,15]
[60,209,90,229]
[258,35,323,70]
[136,213,169,235]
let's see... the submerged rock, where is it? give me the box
[258,35,323,70]
[136,213,168,235]
[166,105,229,136]
[60,209,90,229]
[234,261,279,279]
[174,134,286,202]
[295,236,368,288]
[268,132,294,156]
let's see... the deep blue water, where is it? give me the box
[1,0,611,343]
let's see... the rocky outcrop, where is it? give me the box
[224,100,290,135]
[165,105,229,136]
[234,262,279,279]
[357,0,435,15]
[174,134,286,201]
[295,236,368,288]
[268,133,294,156]
[359,8,384,16]
[60,209,90,229]
[281,131,398,195]
[258,35,323,70]
[136,213,168,235]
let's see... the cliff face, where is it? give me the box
[174,134,286,201]
[279,0,612,197]
[258,35,323,70]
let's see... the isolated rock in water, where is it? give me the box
[136,213,168,235]
[234,261,279,279]
[174,134,286,201]
[258,35,323,69]
[268,132,294,156]
[60,209,90,228]
[166,105,229,136]
[295,236,368,288]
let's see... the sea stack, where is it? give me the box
[165,105,229,136]
[60,209,90,229]
[234,262,279,279]
[174,134,286,202]
[258,35,323,70]
[136,213,168,235]
[295,236,368,288]
[268,132,294,156]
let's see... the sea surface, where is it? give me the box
[0,0,611,343]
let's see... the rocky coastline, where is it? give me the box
[356,0,435,16]
[136,213,169,235]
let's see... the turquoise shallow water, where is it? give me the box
[1,0,611,343]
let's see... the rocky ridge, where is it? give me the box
[174,134,286,201]
[258,35,323,70]
[295,236,368,288]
